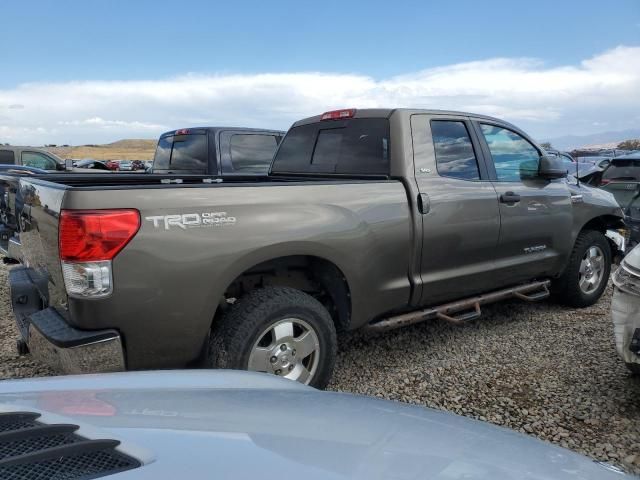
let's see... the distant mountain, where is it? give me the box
[543,129,640,151]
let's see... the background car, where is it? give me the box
[0,146,65,171]
[119,160,133,171]
[73,159,112,171]
[600,181,640,249]
[131,160,145,170]
[105,160,120,170]
[0,370,630,479]
[600,152,640,185]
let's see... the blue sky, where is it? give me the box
[1,0,639,144]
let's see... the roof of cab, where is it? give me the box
[291,108,518,129]
[159,126,285,138]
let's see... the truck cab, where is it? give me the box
[152,127,284,175]
[0,147,66,171]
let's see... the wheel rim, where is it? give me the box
[248,318,320,385]
[578,245,606,294]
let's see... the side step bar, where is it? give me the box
[365,280,551,332]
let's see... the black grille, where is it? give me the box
[0,412,141,480]
[0,432,78,460]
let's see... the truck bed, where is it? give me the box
[16,173,413,369]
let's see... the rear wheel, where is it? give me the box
[552,230,611,307]
[208,286,337,389]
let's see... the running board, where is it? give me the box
[365,280,551,332]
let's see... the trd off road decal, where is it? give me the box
[145,212,237,230]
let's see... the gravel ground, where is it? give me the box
[0,263,638,474]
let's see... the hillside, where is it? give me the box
[544,128,640,151]
[46,139,156,161]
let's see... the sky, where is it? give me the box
[0,0,639,145]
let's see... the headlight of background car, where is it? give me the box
[612,264,640,296]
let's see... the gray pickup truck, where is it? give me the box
[9,108,623,388]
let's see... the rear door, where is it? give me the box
[218,131,282,175]
[411,114,501,306]
[474,121,572,283]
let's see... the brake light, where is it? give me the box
[600,179,611,185]
[175,128,190,135]
[320,109,356,121]
[60,209,140,261]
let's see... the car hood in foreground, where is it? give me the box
[0,370,628,479]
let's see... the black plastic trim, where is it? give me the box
[28,308,120,349]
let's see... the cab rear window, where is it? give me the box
[271,118,390,176]
[153,133,207,173]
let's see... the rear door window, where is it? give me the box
[272,118,390,175]
[0,150,15,164]
[229,134,278,173]
[431,120,480,180]
[153,133,207,173]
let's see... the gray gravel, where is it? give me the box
[0,263,638,474]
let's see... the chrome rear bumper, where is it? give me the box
[27,312,125,374]
[9,266,125,374]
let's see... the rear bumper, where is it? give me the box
[9,266,125,374]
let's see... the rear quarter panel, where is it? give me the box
[62,181,412,368]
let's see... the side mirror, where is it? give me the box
[65,159,74,171]
[538,155,567,179]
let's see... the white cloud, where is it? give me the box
[0,45,638,145]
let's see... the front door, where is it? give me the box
[411,114,501,306]
[475,122,573,284]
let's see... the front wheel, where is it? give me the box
[552,230,612,307]
[208,286,337,389]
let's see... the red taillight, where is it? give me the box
[320,109,356,121]
[59,209,140,261]
[39,392,116,417]
[175,128,190,135]
[600,179,611,185]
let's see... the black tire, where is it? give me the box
[552,230,611,307]
[627,363,640,375]
[208,286,337,389]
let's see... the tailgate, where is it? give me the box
[17,178,68,310]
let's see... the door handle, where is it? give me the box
[500,191,521,204]
[418,193,430,214]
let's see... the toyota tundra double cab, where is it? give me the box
[8,108,624,388]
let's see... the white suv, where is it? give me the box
[612,244,640,373]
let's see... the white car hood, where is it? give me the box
[0,370,629,479]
